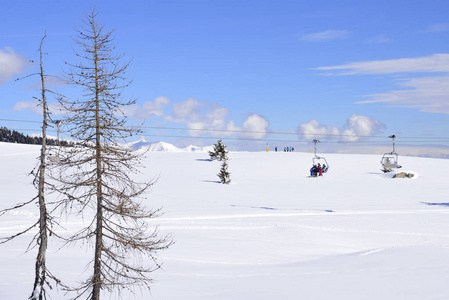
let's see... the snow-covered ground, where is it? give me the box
[1,142,449,299]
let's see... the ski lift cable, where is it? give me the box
[141,125,390,139]
[0,118,41,124]
[143,134,449,144]
[4,118,449,143]
[5,128,449,145]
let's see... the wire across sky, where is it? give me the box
[2,118,449,145]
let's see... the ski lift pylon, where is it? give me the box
[381,134,402,172]
[312,139,329,172]
[48,119,62,164]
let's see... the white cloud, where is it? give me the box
[238,114,270,139]
[357,76,449,113]
[226,120,239,133]
[122,96,170,119]
[315,54,449,115]
[298,120,340,139]
[298,114,385,142]
[13,100,64,115]
[26,75,67,90]
[13,94,270,142]
[14,96,170,119]
[169,97,202,122]
[13,100,41,114]
[341,114,386,142]
[164,98,269,139]
[301,30,350,41]
[315,54,449,75]
[0,47,29,84]
[204,103,229,130]
[166,98,231,136]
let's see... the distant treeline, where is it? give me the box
[0,126,75,147]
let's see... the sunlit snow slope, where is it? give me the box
[1,142,448,300]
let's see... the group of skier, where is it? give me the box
[274,146,295,152]
[310,163,328,177]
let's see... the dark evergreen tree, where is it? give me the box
[209,139,231,184]
[209,139,228,161]
[0,126,70,146]
[218,158,231,184]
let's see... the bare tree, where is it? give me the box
[0,33,63,300]
[31,32,52,300]
[53,8,172,299]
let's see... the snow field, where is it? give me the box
[1,143,449,299]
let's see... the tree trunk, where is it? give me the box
[32,33,48,300]
[92,28,103,300]
[54,8,173,298]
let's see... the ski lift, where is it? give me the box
[381,135,402,173]
[312,139,329,172]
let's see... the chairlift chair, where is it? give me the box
[381,135,402,172]
[48,154,61,163]
[312,139,329,172]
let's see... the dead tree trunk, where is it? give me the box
[54,8,172,300]
[0,32,63,300]
[92,28,103,299]
[31,33,50,300]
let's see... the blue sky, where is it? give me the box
[1,0,449,154]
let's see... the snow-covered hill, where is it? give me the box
[1,142,449,300]
[126,137,213,152]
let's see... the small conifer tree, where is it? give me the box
[218,158,231,184]
[209,139,228,161]
[209,139,231,184]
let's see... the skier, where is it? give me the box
[310,164,318,177]
[317,163,323,176]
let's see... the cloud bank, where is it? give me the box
[13,101,42,114]
[165,98,269,139]
[108,97,270,140]
[13,100,65,115]
[358,76,449,114]
[227,114,270,140]
[121,96,170,119]
[165,98,230,136]
[298,114,385,142]
[315,54,449,75]
[316,54,449,114]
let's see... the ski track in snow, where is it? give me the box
[155,208,449,222]
[155,219,449,239]
[359,248,386,256]
[161,244,449,278]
